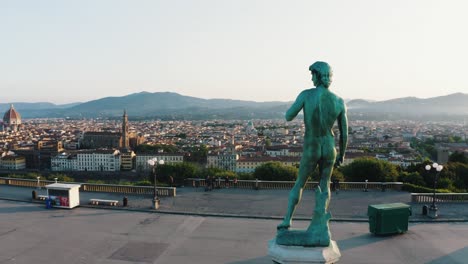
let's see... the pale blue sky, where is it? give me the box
[1,0,467,104]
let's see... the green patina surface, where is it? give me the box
[276,61,348,247]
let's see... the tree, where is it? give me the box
[405,161,468,191]
[214,171,237,179]
[155,162,199,186]
[185,144,208,164]
[253,161,298,181]
[200,167,224,178]
[47,173,74,182]
[398,172,425,186]
[449,151,468,164]
[341,158,399,182]
[134,144,179,153]
[443,162,468,190]
[309,167,345,182]
[449,136,463,143]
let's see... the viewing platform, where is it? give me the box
[1,177,468,221]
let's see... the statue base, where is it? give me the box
[268,239,341,264]
[428,208,438,219]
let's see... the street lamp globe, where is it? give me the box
[147,157,157,167]
[432,162,439,169]
[425,165,431,171]
[437,165,443,172]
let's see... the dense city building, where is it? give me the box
[0,109,466,173]
[80,131,121,149]
[79,110,136,150]
[207,153,239,171]
[135,153,185,172]
[236,156,301,173]
[51,149,121,172]
[120,149,135,171]
[0,153,26,170]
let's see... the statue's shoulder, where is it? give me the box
[328,92,346,109]
[336,95,345,104]
[336,96,346,111]
[295,88,314,99]
[300,88,317,96]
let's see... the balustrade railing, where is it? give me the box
[411,193,468,203]
[0,177,176,197]
[185,178,403,191]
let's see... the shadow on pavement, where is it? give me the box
[338,232,397,252]
[227,256,272,264]
[426,246,468,264]
[0,205,42,214]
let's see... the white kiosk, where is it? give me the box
[45,183,81,209]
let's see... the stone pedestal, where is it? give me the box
[152,198,160,210]
[428,208,438,219]
[268,239,341,264]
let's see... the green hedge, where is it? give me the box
[402,183,451,193]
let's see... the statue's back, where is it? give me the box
[302,88,342,138]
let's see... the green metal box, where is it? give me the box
[368,203,411,235]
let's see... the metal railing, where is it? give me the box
[0,177,176,197]
[185,178,403,191]
[411,193,468,203]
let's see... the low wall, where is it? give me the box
[411,193,468,203]
[184,178,403,191]
[0,177,176,197]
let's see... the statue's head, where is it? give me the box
[309,61,333,88]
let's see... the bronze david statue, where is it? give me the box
[276,61,348,248]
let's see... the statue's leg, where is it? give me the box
[277,156,317,230]
[318,160,334,212]
[302,160,335,246]
[306,138,336,245]
[316,138,337,214]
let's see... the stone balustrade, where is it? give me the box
[185,178,403,191]
[411,193,468,203]
[0,177,176,197]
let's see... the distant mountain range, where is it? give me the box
[2,91,467,120]
[0,102,80,111]
[347,93,468,118]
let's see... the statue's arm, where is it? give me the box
[285,91,305,121]
[336,102,348,166]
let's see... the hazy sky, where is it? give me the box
[1,0,467,104]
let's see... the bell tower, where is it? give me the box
[121,109,129,149]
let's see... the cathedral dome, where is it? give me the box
[3,104,21,126]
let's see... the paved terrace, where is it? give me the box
[0,199,467,264]
[1,185,468,221]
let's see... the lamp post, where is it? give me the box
[425,162,443,219]
[36,176,41,190]
[147,158,164,209]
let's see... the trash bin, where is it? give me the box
[368,203,411,235]
[123,197,128,207]
[45,198,52,209]
[422,205,428,216]
[32,190,37,200]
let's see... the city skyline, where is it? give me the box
[1,1,468,104]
